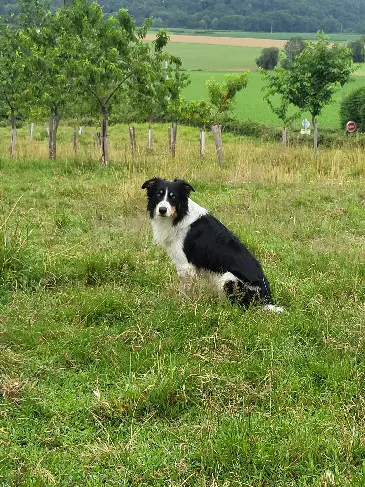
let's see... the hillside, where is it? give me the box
[1,0,365,33]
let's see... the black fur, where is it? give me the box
[183,215,273,306]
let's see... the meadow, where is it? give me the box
[162,40,365,130]
[0,124,364,486]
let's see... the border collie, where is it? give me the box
[142,177,283,312]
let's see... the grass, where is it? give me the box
[164,43,261,71]
[0,124,364,485]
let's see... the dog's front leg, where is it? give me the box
[177,263,197,295]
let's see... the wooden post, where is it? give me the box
[171,122,177,158]
[78,126,83,135]
[200,129,205,157]
[95,131,101,151]
[282,126,287,149]
[147,124,152,149]
[129,126,136,152]
[30,123,34,141]
[73,129,79,152]
[211,124,224,167]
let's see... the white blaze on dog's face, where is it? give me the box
[155,188,177,218]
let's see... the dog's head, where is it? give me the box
[141,177,195,223]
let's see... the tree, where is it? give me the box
[256,47,280,70]
[20,6,75,160]
[0,23,27,157]
[61,0,186,164]
[281,32,354,156]
[261,68,301,148]
[206,73,249,123]
[348,37,365,63]
[281,36,305,69]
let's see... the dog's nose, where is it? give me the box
[159,206,167,215]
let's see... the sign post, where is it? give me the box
[300,119,311,135]
[346,121,356,134]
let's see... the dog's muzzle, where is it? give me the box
[159,206,168,216]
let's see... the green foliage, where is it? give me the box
[347,36,365,63]
[281,37,305,69]
[256,47,280,70]
[206,73,248,119]
[340,86,365,131]
[282,33,354,119]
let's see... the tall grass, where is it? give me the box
[0,124,364,486]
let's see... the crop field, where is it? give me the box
[150,28,362,42]
[0,125,364,485]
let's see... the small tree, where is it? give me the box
[20,8,75,160]
[206,73,249,122]
[256,47,280,70]
[281,37,305,69]
[261,68,301,148]
[0,24,26,157]
[347,37,365,63]
[340,86,365,132]
[283,32,354,156]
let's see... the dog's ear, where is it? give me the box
[141,178,159,190]
[174,179,195,195]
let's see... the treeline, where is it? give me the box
[2,0,365,33]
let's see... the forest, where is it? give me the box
[1,0,365,33]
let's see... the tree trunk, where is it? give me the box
[73,129,79,153]
[48,113,60,160]
[312,115,318,158]
[101,109,109,165]
[30,122,34,141]
[10,108,16,158]
[170,122,177,158]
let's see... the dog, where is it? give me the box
[142,177,283,312]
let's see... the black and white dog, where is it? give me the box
[142,177,283,312]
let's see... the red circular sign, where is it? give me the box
[346,121,356,133]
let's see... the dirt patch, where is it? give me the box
[145,34,286,48]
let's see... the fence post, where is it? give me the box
[147,124,153,150]
[200,129,205,157]
[129,126,136,153]
[211,124,223,166]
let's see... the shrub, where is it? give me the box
[340,86,365,132]
[256,47,280,70]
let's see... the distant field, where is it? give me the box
[184,71,365,129]
[150,28,362,42]
[164,43,261,71]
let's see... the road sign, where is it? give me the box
[302,119,310,130]
[346,121,356,133]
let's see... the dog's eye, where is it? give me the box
[158,190,164,196]
[169,192,175,199]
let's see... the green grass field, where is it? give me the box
[164,43,261,71]
[1,125,364,485]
